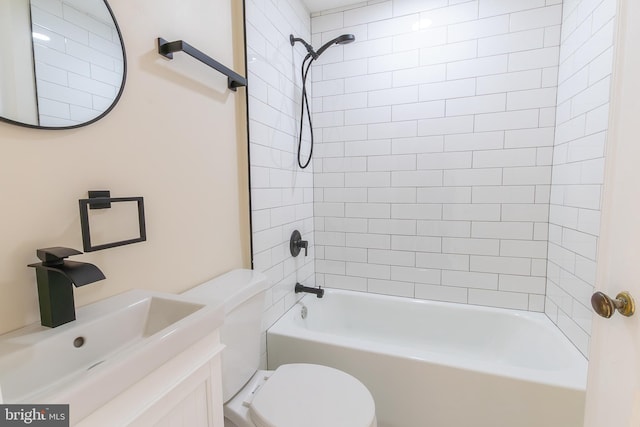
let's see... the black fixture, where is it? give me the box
[289,33,355,168]
[157,38,247,91]
[78,191,146,252]
[295,283,324,298]
[289,230,308,257]
[28,247,106,328]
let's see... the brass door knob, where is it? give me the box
[591,291,635,318]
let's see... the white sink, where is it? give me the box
[0,290,223,419]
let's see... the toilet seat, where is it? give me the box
[248,364,376,427]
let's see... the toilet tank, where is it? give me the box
[182,269,268,402]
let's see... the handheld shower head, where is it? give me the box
[315,34,356,58]
[289,33,356,169]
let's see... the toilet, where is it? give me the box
[182,269,377,427]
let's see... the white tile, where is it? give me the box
[473,148,537,168]
[507,88,557,110]
[476,70,542,95]
[442,270,499,289]
[344,2,392,26]
[323,93,368,112]
[478,29,545,57]
[345,203,390,218]
[346,262,391,279]
[392,136,445,154]
[325,246,368,263]
[391,235,442,252]
[444,169,502,186]
[472,186,536,203]
[391,170,443,187]
[475,110,540,132]
[503,166,552,185]
[418,220,471,237]
[472,221,533,239]
[392,266,441,285]
[447,55,509,80]
[392,0,447,17]
[345,107,392,125]
[345,172,391,187]
[442,238,500,256]
[324,274,367,291]
[369,154,417,171]
[368,279,415,297]
[470,255,532,275]
[392,64,447,87]
[324,188,368,202]
[323,58,368,79]
[419,40,478,66]
[324,217,368,233]
[500,239,548,259]
[447,15,510,43]
[442,204,501,221]
[444,132,504,152]
[369,218,417,235]
[311,12,343,33]
[343,140,391,158]
[417,152,472,169]
[418,115,475,136]
[479,0,546,18]
[508,47,560,72]
[416,252,469,271]
[446,94,506,116]
[315,231,346,246]
[392,101,445,121]
[369,51,420,73]
[468,289,529,310]
[502,204,550,222]
[345,72,393,93]
[368,14,421,39]
[369,86,420,106]
[368,249,415,266]
[419,78,476,101]
[392,27,448,52]
[316,259,346,275]
[509,5,563,31]
[504,128,555,149]
[346,233,391,249]
[418,187,471,204]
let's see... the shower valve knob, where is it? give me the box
[290,230,308,257]
[591,291,635,318]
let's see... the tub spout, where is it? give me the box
[295,283,324,298]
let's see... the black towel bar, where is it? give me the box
[157,38,247,91]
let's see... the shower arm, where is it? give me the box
[290,35,317,59]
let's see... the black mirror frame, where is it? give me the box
[0,0,127,130]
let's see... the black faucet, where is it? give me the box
[295,282,324,298]
[28,247,106,328]
[290,230,308,257]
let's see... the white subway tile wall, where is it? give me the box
[311,1,562,315]
[246,0,314,367]
[546,0,616,357]
[30,0,123,126]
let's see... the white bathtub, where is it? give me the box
[267,289,586,427]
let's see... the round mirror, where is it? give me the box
[0,0,126,129]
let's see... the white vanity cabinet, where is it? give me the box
[76,331,225,427]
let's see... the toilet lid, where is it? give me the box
[249,364,376,427]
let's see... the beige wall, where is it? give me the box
[0,0,251,334]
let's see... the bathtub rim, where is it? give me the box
[268,288,588,392]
